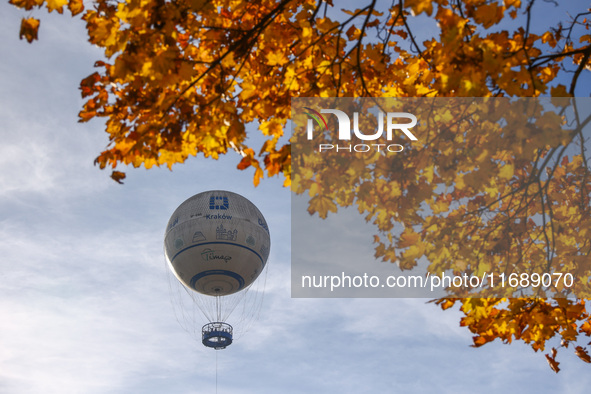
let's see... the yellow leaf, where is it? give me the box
[309,182,319,197]
[308,195,337,219]
[423,166,434,183]
[259,120,284,136]
[541,31,557,48]
[266,51,288,66]
[46,0,68,13]
[432,198,450,214]
[406,0,433,16]
[68,0,84,16]
[301,26,313,39]
[499,163,514,180]
[399,232,420,248]
[240,81,257,100]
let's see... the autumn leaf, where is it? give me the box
[545,351,560,373]
[46,0,67,13]
[110,170,126,184]
[9,0,43,11]
[551,85,570,97]
[405,0,434,16]
[574,346,591,363]
[308,195,338,219]
[471,2,504,28]
[68,0,83,16]
[498,163,514,180]
[266,51,288,66]
[434,299,456,310]
[399,231,420,249]
[19,17,40,43]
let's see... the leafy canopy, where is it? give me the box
[11,0,591,371]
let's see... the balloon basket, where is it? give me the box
[202,322,233,349]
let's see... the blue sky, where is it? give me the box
[1,2,591,393]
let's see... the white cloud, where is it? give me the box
[0,218,188,393]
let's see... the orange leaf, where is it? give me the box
[253,167,264,187]
[19,17,40,43]
[580,320,591,336]
[440,299,455,310]
[237,156,253,170]
[472,336,488,347]
[68,0,84,16]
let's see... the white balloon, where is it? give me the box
[164,190,271,296]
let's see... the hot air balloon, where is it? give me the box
[164,190,271,349]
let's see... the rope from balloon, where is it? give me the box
[202,322,233,349]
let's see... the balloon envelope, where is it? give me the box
[164,190,271,296]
